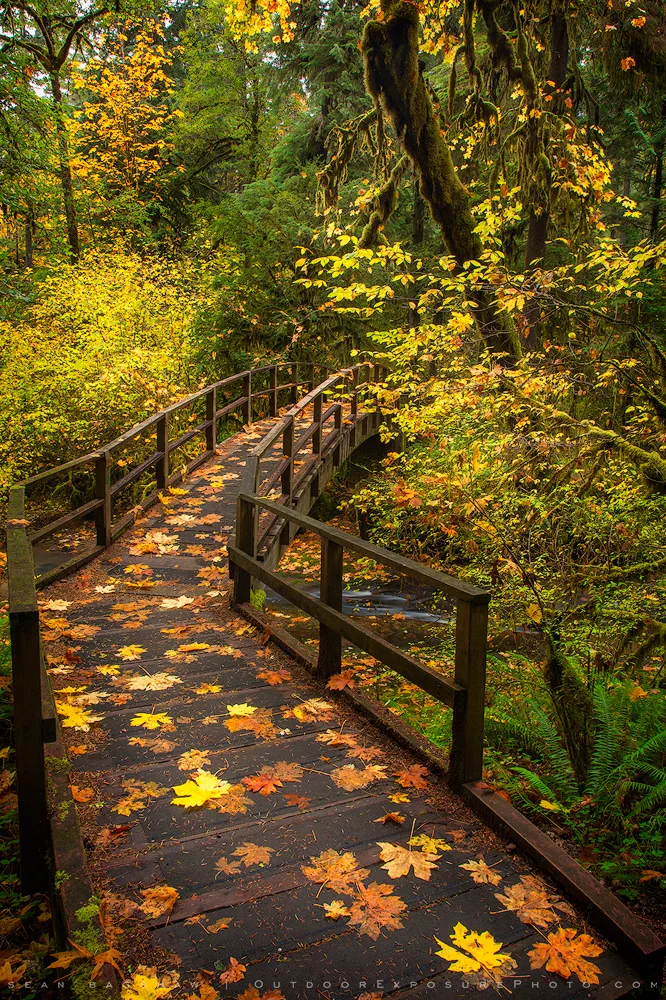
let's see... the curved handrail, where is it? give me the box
[10,360,327,588]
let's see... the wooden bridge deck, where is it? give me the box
[40,422,645,997]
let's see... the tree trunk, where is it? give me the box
[524,8,568,270]
[363,0,519,360]
[50,71,79,259]
[412,166,424,245]
[650,98,666,241]
[24,209,34,268]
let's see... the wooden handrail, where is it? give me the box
[11,360,325,588]
[230,491,489,786]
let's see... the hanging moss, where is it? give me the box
[358,154,409,249]
[362,0,520,359]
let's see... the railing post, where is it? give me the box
[233,495,255,604]
[242,372,252,425]
[290,362,298,404]
[281,417,294,502]
[450,597,489,786]
[317,537,343,677]
[206,387,216,452]
[156,413,169,490]
[270,365,278,417]
[307,362,315,391]
[94,450,111,547]
[313,392,322,457]
[7,489,50,893]
[351,368,359,418]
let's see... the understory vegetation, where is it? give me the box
[1,0,665,952]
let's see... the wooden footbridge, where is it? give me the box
[6,363,664,997]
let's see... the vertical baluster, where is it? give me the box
[313,391,322,457]
[290,361,298,404]
[317,537,343,677]
[242,372,252,425]
[233,495,255,604]
[270,365,278,417]
[282,417,294,502]
[206,387,216,453]
[156,414,169,490]
[94,450,111,546]
[450,597,489,785]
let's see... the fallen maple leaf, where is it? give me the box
[215,857,242,876]
[374,812,405,825]
[302,849,370,893]
[113,779,168,816]
[130,712,173,730]
[48,940,93,969]
[56,702,104,731]
[242,774,282,795]
[326,670,355,690]
[219,957,246,984]
[125,672,182,691]
[208,917,231,933]
[172,770,232,809]
[495,875,572,930]
[378,842,440,881]
[160,596,195,609]
[90,946,122,979]
[138,885,179,919]
[117,645,146,661]
[394,764,429,789]
[177,749,211,771]
[121,967,175,1000]
[194,683,221,694]
[331,763,386,790]
[227,703,257,716]
[409,833,452,853]
[70,785,94,803]
[232,843,274,866]
[284,793,311,809]
[434,923,517,982]
[322,899,351,920]
[347,881,407,939]
[256,668,291,685]
[528,927,603,984]
[460,857,502,885]
[292,697,335,722]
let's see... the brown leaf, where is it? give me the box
[495,876,570,930]
[242,774,283,796]
[48,940,93,969]
[331,764,386,790]
[347,882,407,939]
[302,849,369,893]
[218,957,246,984]
[460,857,502,886]
[393,764,429,790]
[215,857,242,876]
[326,670,355,690]
[283,793,311,809]
[90,947,122,979]
[374,812,405,825]
[232,843,274,867]
[96,825,131,847]
[138,885,179,919]
[208,917,231,933]
[378,842,440,881]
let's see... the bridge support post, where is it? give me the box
[450,597,489,785]
[233,495,255,604]
[269,366,278,417]
[94,451,111,547]
[206,388,216,452]
[156,413,169,491]
[242,373,252,425]
[317,537,343,678]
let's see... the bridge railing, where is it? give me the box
[240,362,388,547]
[229,496,490,787]
[11,361,326,590]
[3,358,328,892]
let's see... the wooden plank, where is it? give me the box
[228,543,462,707]
[35,544,105,589]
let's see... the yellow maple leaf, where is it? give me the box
[117,645,147,661]
[172,770,232,808]
[121,968,175,1000]
[55,702,104,731]
[409,834,452,853]
[435,922,515,977]
[130,712,173,730]
[227,703,257,716]
[195,683,221,694]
